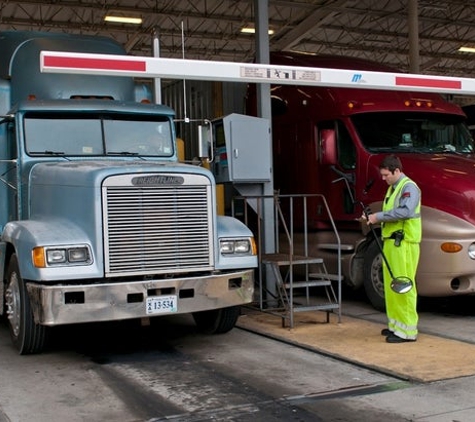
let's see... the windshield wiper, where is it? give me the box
[29,151,71,160]
[106,151,139,156]
[30,150,65,155]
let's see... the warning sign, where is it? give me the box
[240,67,320,82]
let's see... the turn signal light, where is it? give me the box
[32,247,46,268]
[441,242,463,253]
[250,237,257,255]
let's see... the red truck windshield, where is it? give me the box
[24,115,174,157]
[352,112,474,154]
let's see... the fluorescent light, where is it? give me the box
[458,46,475,53]
[289,50,317,56]
[241,27,274,35]
[104,15,143,25]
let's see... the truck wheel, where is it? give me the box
[5,255,47,354]
[192,306,240,334]
[363,241,386,311]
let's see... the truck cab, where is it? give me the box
[0,31,257,354]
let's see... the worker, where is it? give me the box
[363,155,421,343]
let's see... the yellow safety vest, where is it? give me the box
[381,177,421,243]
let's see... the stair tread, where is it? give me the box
[283,280,332,288]
[262,253,323,265]
[291,304,339,312]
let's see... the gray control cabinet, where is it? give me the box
[213,114,271,183]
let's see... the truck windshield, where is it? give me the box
[24,114,174,157]
[352,112,474,154]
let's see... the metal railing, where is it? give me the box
[232,193,342,323]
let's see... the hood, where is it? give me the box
[30,160,213,187]
[28,160,215,234]
[366,153,475,224]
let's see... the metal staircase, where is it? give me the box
[233,193,342,329]
[262,253,341,328]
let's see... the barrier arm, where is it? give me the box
[40,50,475,95]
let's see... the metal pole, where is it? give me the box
[408,0,420,74]
[255,0,277,303]
[152,27,162,104]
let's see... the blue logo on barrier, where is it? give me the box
[352,74,362,83]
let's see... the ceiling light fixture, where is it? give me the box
[241,27,275,35]
[458,46,475,53]
[104,15,143,25]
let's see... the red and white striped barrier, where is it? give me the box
[40,50,475,95]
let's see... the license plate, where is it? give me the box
[146,295,177,315]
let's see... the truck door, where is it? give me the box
[318,119,358,223]
[0,120,18,228]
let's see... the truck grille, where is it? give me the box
[103,174,213,276]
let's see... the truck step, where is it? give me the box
[317,243,354,252]
[308,272,344,282]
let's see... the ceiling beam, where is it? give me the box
[271,0,352,51]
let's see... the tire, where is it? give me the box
[362,241,386,311]
[5,255,47,354]
[192,306,240,334]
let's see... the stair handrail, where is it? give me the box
[232,193,341,321]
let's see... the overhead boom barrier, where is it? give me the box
[40,50,475,95]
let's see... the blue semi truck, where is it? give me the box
[0,31,257,354]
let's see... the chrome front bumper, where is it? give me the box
[26,270,254,326]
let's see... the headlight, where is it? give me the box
[220,238,256,256]
[33,245,92,268]
[68,248,90,262]
[234,240,251,254]
[468,243,475,260]
[47,249,67,264]
[220,240,235,254]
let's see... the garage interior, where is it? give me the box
[1,1,475,386]
[3,1,475,314]
[2,1,475,78]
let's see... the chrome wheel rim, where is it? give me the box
[5,272,21,337]
[370,254,385,297]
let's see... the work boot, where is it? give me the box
[386,333,416,343]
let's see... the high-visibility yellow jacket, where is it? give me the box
[381,176,421,243]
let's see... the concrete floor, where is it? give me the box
[236,295,475,421]
[1,294,474,422]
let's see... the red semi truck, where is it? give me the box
[248,52,475,310]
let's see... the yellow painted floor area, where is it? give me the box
[237,308,475,383]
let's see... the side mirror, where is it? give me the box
[198,124,211,159]
[320,128,337,165]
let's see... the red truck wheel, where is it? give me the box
[5,254,47,354]
[363,241,386,311]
